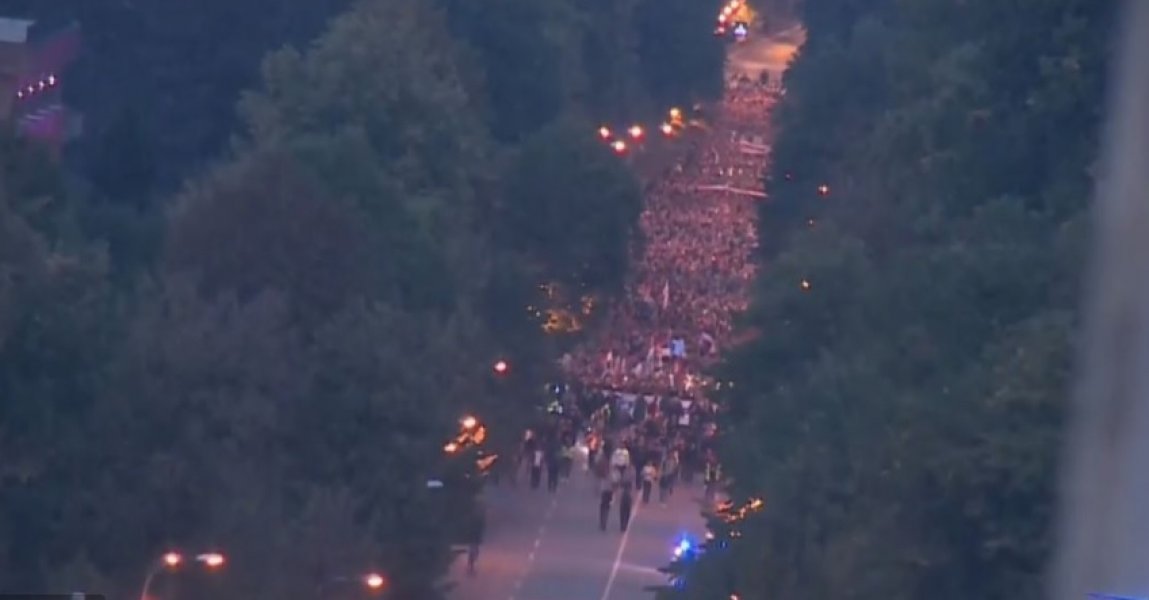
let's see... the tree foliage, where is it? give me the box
[664,0,1113,598]
[0,0,725,593]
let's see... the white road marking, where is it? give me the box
[598,498,642,600]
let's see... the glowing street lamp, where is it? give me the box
[444,442,460,453]
[628,125,644,139]
[317,573,388,596]
[461,415,478,430]
[598,126,611,140]
[611,140,627,154]
[364,573,385,589]
[198,553,225,569]
[817,184,830,196]
[493,359,509,375]
[660,122,675,136]
[800,279,812,291]
[140,551,226,600]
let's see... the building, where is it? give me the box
[0,16,81,150]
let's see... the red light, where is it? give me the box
[598,126,611,139]
[817,184,830,196]
[611,140,627,154]
[493,360,509,374]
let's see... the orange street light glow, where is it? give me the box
[461,416,478,430]
[669,107,682,119]
[444,442,459,453]
[365,573,385,589]
[197,553,225,568]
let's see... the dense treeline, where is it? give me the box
[667,0,1113,598]
[0,0,722,596]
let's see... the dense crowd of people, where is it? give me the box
[564,76,776,399]
[466,76,779,573]
[509,77,780,531]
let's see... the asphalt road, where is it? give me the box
[448,463,708,600]
[446,24,802,600]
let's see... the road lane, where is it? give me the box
[447,25,798,600]
[606,486,709,600]
[449,465,707,600]
[449,476,560,600]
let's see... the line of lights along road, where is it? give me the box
[597,107,688,155]
[14,74,58,100]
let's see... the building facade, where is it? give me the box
[0,16,81,150]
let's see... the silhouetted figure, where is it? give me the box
[599,481,613,531]
[619,486,634,532]
[530,448,543,490]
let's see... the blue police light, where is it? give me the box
[672,538,693,558]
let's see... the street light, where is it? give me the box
[444,442,460,453]
[817,184,830,196]
[461,415,478,430]
[611,140,627,154]
[660,122,675,136]
[365,573,385,590]
[628,125,644,139]
[598,126,611,140]
[140,551,226,600]
[317,573,387,597]
[493,359,509,375]
[800,279,812,291]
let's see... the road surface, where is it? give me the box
[449,463,708,600]
[447,24,805,600]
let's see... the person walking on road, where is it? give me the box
[598,476,614,531]
[619,480,634,532]
[659,450,679,503]
[530,447,544,490]
[641,461,658,504]
[465,508,485,576]
[546,445,562,493]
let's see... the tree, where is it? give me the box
[666,0,1116,598]
[497,117,643,293]
[165,148,383,320]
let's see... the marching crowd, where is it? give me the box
[534,78,778,531]
[565,76,775,398]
